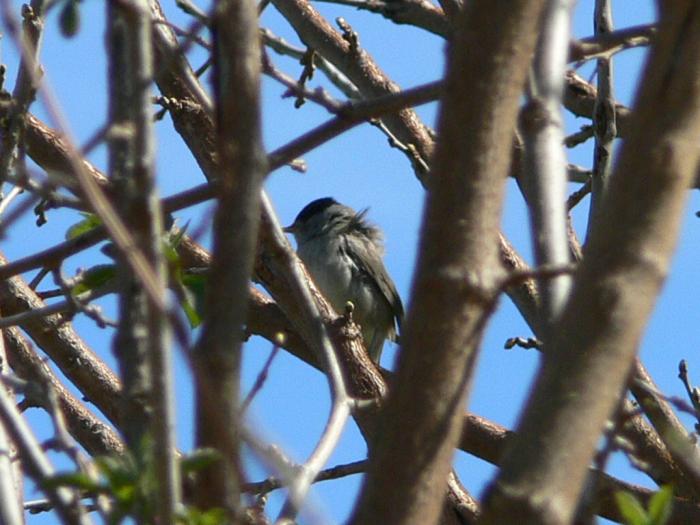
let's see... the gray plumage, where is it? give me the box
[284,198,403,362]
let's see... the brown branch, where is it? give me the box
[564,69,632,136]
[349,2,547,525]
[587,0,617,238]
[482,5,700,523]
[0,311,24,523]
[191,0,266,513]
[0,2,44,190]
[313,0,450,37]
[107,1,179,521]
[4,327,123,457]
[149,0,217,180]
[243,459,366,495]
[0,371,89,525]
[459,413,700,525]
[270,0,435,182]
[262,28,362,98]
[0,252,124,428]
[570,23,657,62]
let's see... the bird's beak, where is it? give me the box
[283,223,295,234]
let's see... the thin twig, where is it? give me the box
[262,50,343,113]
[241,340,282,413]
[243,459,366,494]
[0,225,105,281]
[0,2,45,191]
[0,283,114,329]
[52,267,115,328]
[24,368,112,518]
[569,23,656,62]
[586,0,616,239]
[678,360,700,433]
[499,263,577,293]
[0,316,24,524]
[262,28,362,99]
[0,185,24,217]
[0,369,90,524]
[175,0,208,23]
[311,0,449,38]
[564,124,594,148]
[567,178,592,211]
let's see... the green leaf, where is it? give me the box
[180,271,207,328]
[168,223,189,249]
[615,491,648,525]
[163,223,189,267]
[163,237,181,267]
[95,455,138,489]
[66,212,101,240]
[42,472,100,492]
[59,0,80,38]
[180,296,202,328]
[178,507,227,525]
[648,485,673,525]
[71,264,116,296]
[180,448,221,474]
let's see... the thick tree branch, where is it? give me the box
[482,5,700,523]
[0,252,123,426]
[107,1,178,522]
[520,0,575,327]
[191,0,265,513]
[349,2,547,525]
[4,327,124,456]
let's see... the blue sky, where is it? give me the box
[5,1,697,523]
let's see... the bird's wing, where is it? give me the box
[343,234,404,336]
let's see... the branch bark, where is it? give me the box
[191,0,266,514]
[270,0,435,181]
[107,1,178,521]
[349,2,547,525]
[481,4,700,523]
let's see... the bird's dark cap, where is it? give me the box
[284,197,338,232]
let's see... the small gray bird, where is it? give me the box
[284,198,403,362]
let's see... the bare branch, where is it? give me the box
[4,327,124,456]
[313,0,450,37]
[0,369,90,525]
[520,0,575,326]
[270,0,435,182]
[570,23,656,62]
[482,5,700,522]
[586,0,617,238]
[0,1,44,191]
[0,314,24,525]
[190,0,265,513]
[243,459,366,495]
[350,2,547,525]
[258,195,353,520]
[107,1,178,521]
[0,252,124,427]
